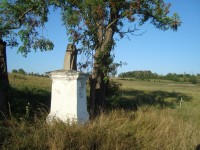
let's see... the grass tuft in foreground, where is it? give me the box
[1,107,200,150]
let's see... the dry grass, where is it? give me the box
[1,108,200,150]
[8,73,51,91]
[132,107,200,150]
[1,74,199,149]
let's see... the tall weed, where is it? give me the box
[1,107,200,150]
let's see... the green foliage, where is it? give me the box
[0,0,54,55]
[189,75,198,84]
[11,69,17,73]
[17,68,26,74]
[119,70,199,84]
[165,73,180,82]
[11,69,47,77]
[12,68,26,74]
[119,70,159,79]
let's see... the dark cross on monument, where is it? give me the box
[63,44,77,70]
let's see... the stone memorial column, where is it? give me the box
[46,44,89,124]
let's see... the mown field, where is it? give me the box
[0,73,200,150]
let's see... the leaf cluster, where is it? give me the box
[60,0,181,45]
[0,0,54,55]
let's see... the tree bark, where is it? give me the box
[0,39,9,117]
[89,26,114,118]
[89,65,106,118]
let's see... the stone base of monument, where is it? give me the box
[46,70,89,124]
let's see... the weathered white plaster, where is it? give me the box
[46,70,89,124]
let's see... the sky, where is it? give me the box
[6,0,200,75]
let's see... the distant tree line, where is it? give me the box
[12,69,48,77]
[119,71,199,84]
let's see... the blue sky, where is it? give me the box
[7,0,200,75]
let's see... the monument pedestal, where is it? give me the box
[46,70,89,124]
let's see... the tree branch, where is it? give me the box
[3,7,35,30]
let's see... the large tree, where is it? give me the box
[59,0,181,117]
[0,0,54,116]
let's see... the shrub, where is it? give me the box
[190,76,198,84]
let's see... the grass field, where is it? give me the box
[0,73,200,149]
[117,79,200,125]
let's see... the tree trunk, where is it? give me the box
[89,52,102,118]
[89,67,106,118]
[89,26,114,118]
[89,75,97,118]
[0,39,9,117]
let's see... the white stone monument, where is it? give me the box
[46,44,89,124]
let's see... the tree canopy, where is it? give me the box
[60,0,181,56]
[0,0,54,55]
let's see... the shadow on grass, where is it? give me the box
[0,87,51,148]
[7,86,51,119]
[106,89,192,110]
[6,86,192,117]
